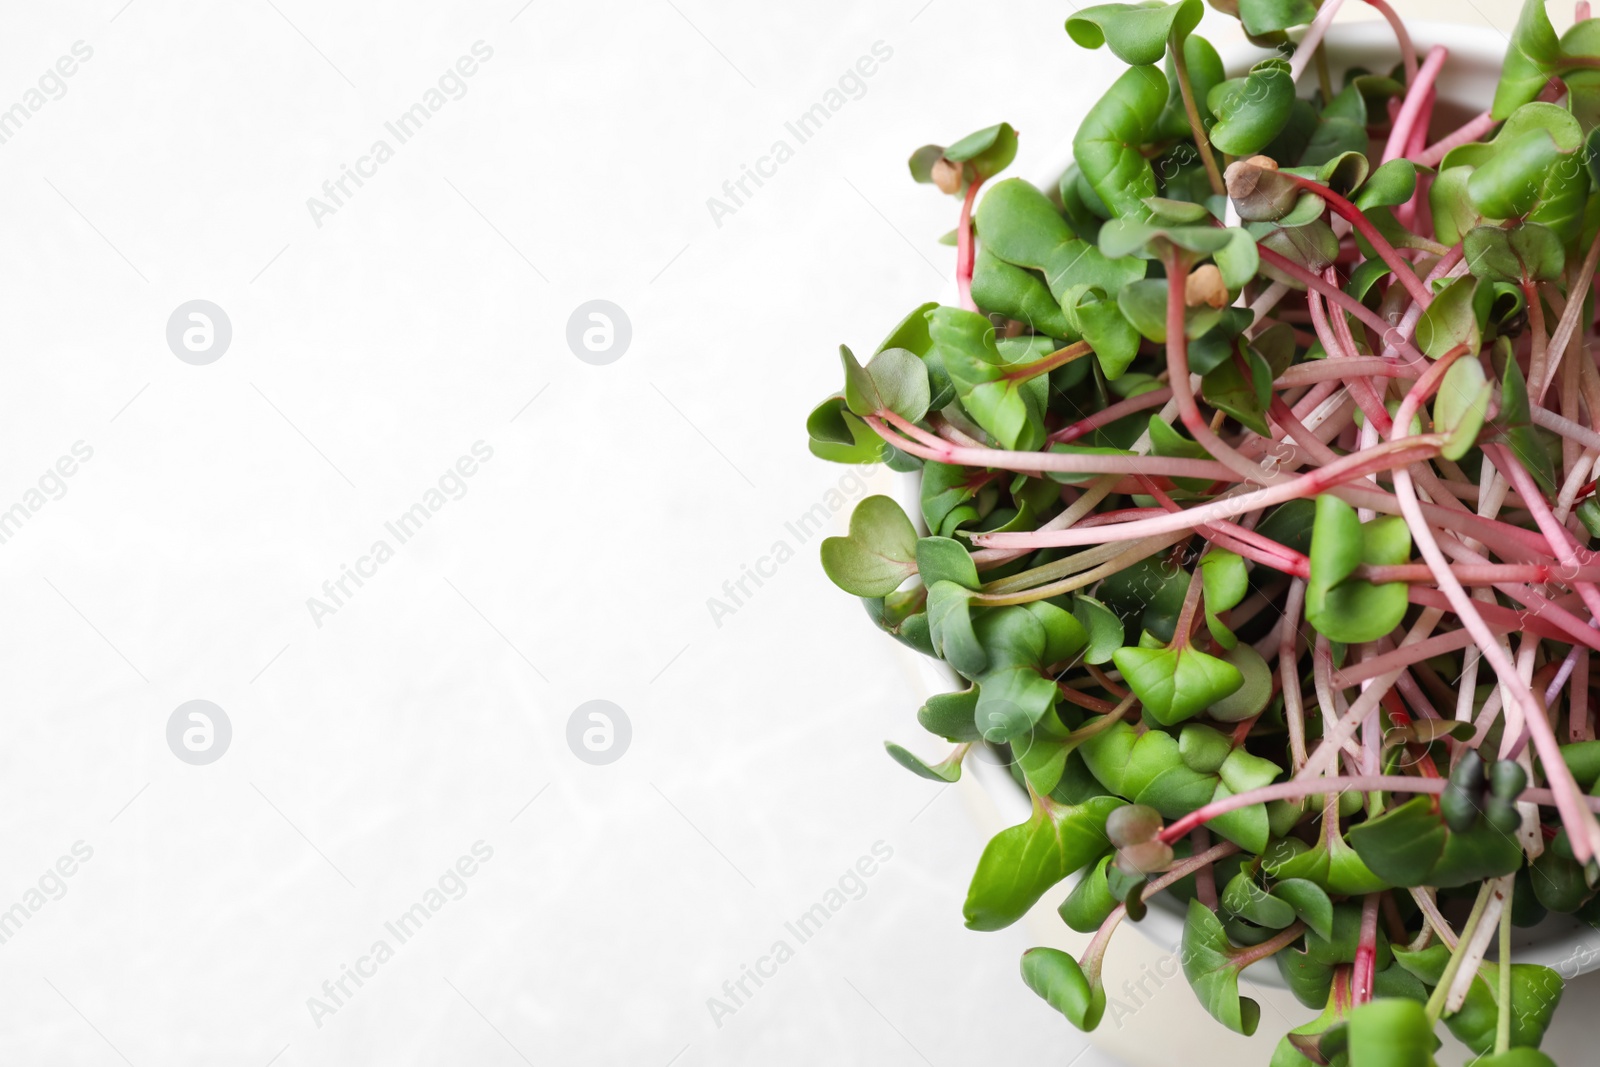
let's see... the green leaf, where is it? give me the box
[1222,871,1296,927]
[820,496,918,597]
[1236,0,1315,35]
[876,301,940,357]
[1272,879,1333,940]
[885,741,963,783]
[1305,495,1410,645]
[920,461,980,533]
[1435,356,1491,461]
[918,687,982,741]
[1207,59,1295,157]
[1256,217,1341,277]
[972,607,1078,741]
[1072,596,1125,665]
[1188,307,1254,376]
[1355,158,1418,210]
[976,179,1147,300]
[1499,356,1560,494]
[839,345,931,422]
[1099,217,1236,259]
[1112,642,1244,726]
[1214,226,1261,289]
[927,580,987,677]
[1300,116,1368,169]
[927,306,1048,451]
[971,249,1074,338]
[1346,795,1523,888]
[1068,288,1142,380]
[963,796,1124,930]
[1179,724,1232,773]
[807,396,888,465]
[1415,275,1482,359]
[1493,0,1562,120]
[1464,223,1565,285]
[1066,0,1204,66]
[1182,898,1261,1035]
[916,536,980,590]
[945,123,1019,182]
[1074,64,1169,218]
[1418,960,1564,1056]
[1059,855,1119,932]
[1345,998,1439,1067]
[1345,797,1449,887]
[1202,344,1274,436]
[1021,947,1106,1030]
[1199,549,1247,647]
[1208,643,1273,721]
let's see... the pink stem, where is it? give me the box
[1160,775,1447,844]
[956,179,983,311]
[973,438,1443,550]
[1259,246,1428,362]
[1363,0,1419,83]
[1414,111,1497,167]
[1354,893,1381,1004]
[1387,363,1600,863]
[869,413,1240,482]
[1383,46,1448,164]
[1048,387,1173,444]
[1282,176,1434,308]
[1289,0,1348,84]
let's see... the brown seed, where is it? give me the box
[931,157,963,195]
[1185,264,1229,309]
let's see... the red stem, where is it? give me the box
[957,179,983,311]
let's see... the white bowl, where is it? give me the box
[900,17,1600,1067]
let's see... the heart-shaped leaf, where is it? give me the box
[1306,495,1410,645]
[840,345,931,422]
[1112,641,1244,725]
[1464,222,1566,285]
[820,495,918,597]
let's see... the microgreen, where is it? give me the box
[808,2,1600,1061]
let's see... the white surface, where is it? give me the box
[0,2,1553,1066]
